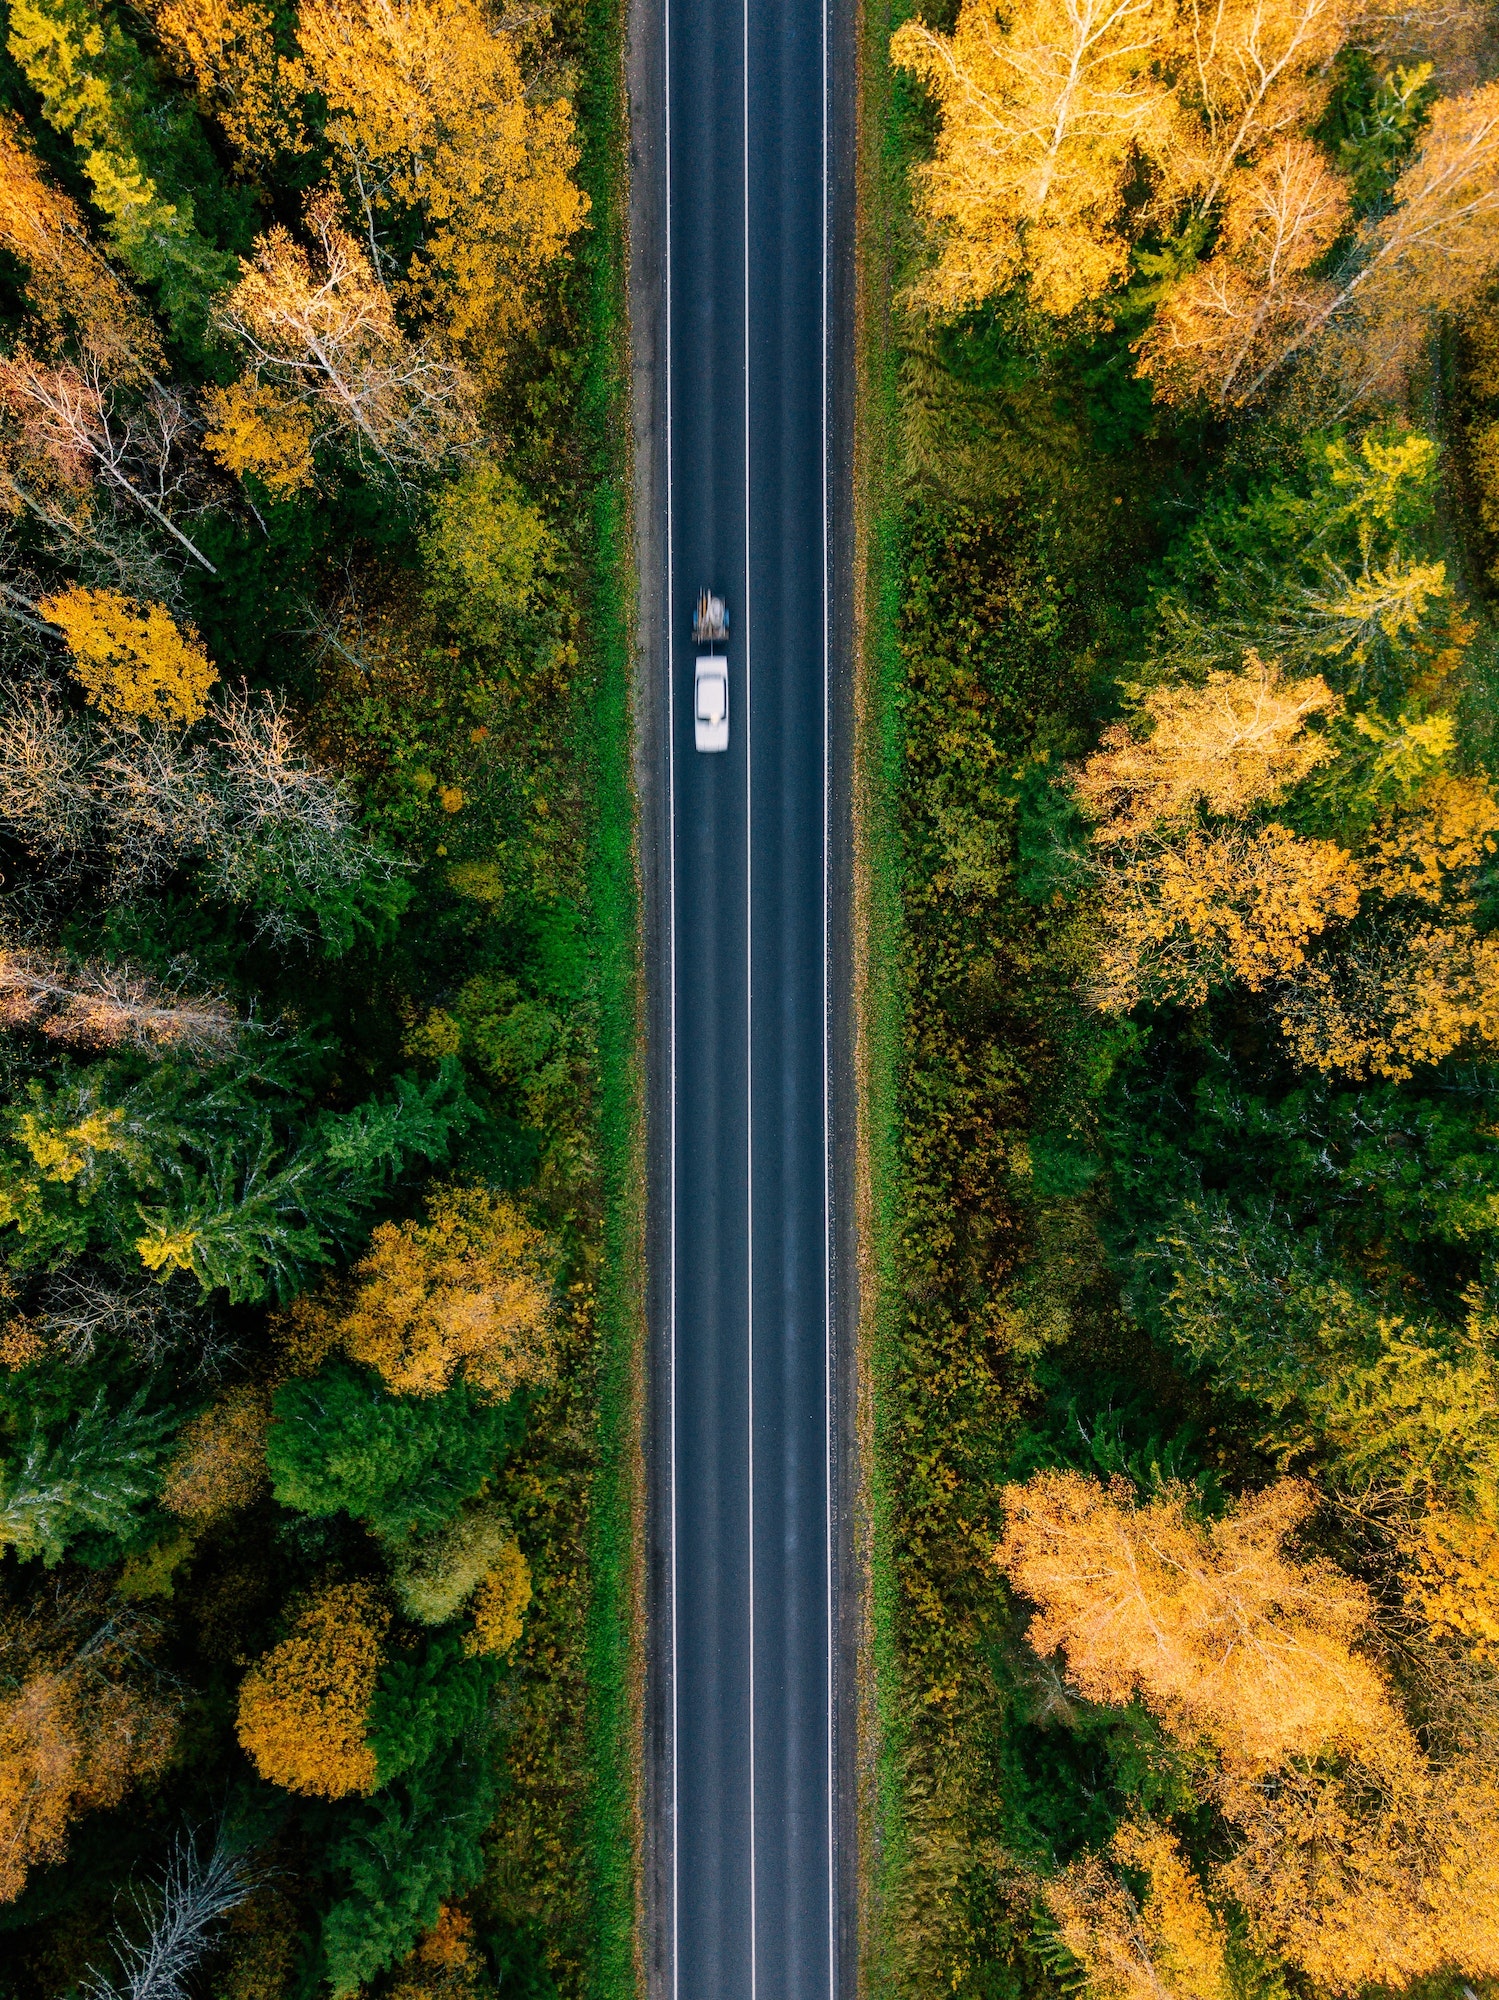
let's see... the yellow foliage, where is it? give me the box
[16,1103,129,1183]
[1074,655,1338,841]
[1400,1508,1499,1655]
[465,1537,531,1658]
[235,1581,388,1798]
[276,1185,555,1400]
[389,1505,517,1624]
[1217,1737,1499,1989]
[1473,417,1499,572]
[218,195,471,475]
[1043,1821,1230,2000]
[142,0,305,166]
[996,1471,1394,1767]
[1364,771,1499,905]
[1139,138,1351,407]
[203,378,317,498]
[39,585,218,726]
[160,1384,272,1527]
[0,110,158,372]
[890,0,1174,316]
[295,0,587,354]
[387,1906,491,2000]
[0,1590,176,1902]
[1093,822,1361,1012]
[1274,922,1499,1078]
[421,462,553,641]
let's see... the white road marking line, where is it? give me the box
[821,0,836,1982]
[742,0,757,1982]
[662,0,679,1987]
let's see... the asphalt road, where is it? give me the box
[654,0,848,1990]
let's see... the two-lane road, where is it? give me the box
[634,0,856,1990]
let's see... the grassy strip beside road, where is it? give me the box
[575,0,647,1984]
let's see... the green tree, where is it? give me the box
[7,0,239,338]
[0,1056,471,1300]
[265,1362,525,1538]
[0,1384,174,1563]
[319,1737,501,1995]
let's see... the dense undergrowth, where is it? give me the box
[862,0,1499,1990]
[0,0,638,1992]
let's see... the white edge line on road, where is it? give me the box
[662,0,679,1984]
[822,52,837,2000]
[743,0,757,1981]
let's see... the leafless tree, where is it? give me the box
[0,349,218,572]
[83,1825,256,2000]
[0,948,239,1056]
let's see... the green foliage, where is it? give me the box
[370,1627,503,1784]
[0,1383,173,1564]
[1320,52,1436,212]
[0,1057,471,1301]
[1141,426,1458,704]
[265,1362,527,1538]
[6,0,240,338]
[422,463,556,646]
[319,1737,501,1996]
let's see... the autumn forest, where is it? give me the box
[866,0,1499,1989]
[0,0,1496,1985]
[0,0,633,1990]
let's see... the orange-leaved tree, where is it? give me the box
[1217,1735,1499,1988]
[1042,1819,1230,2000]
[160,1384,272,1527]
[0,948,238,1055]
[0,111,159,375]
[1147,80,1499,406]
[0,1584,177,1901]
[277,1185,555,1401]
[40,585,218,725]
[996,1470,1394,1765]
[295,0,587,356]
[235,1580,389,1798]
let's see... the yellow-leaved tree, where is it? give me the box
[1073,654,1339,841]
[1001,1468,1499,1988]
[1091,822,1362,1012]
[235,1580,388,1798]
[142,0,306,168]
[202,377,318,498]
[215,193,472,484]
[1042,1820,1230,2000]
[276,1185,555,1400]
[890,0,1175,316]
[295,0,587,356]
[39,585,218,725]
[996,1471,1393,1765]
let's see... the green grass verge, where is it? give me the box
[855,0,913,1985]
[576,0,644,1990]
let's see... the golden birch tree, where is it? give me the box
[1073,653,1338,840]
[295,0,587,354]
[890,0,1176,315]
[215,194,472,483]
[996,1471,1394,1765]
[1043,1822,1231,2000]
